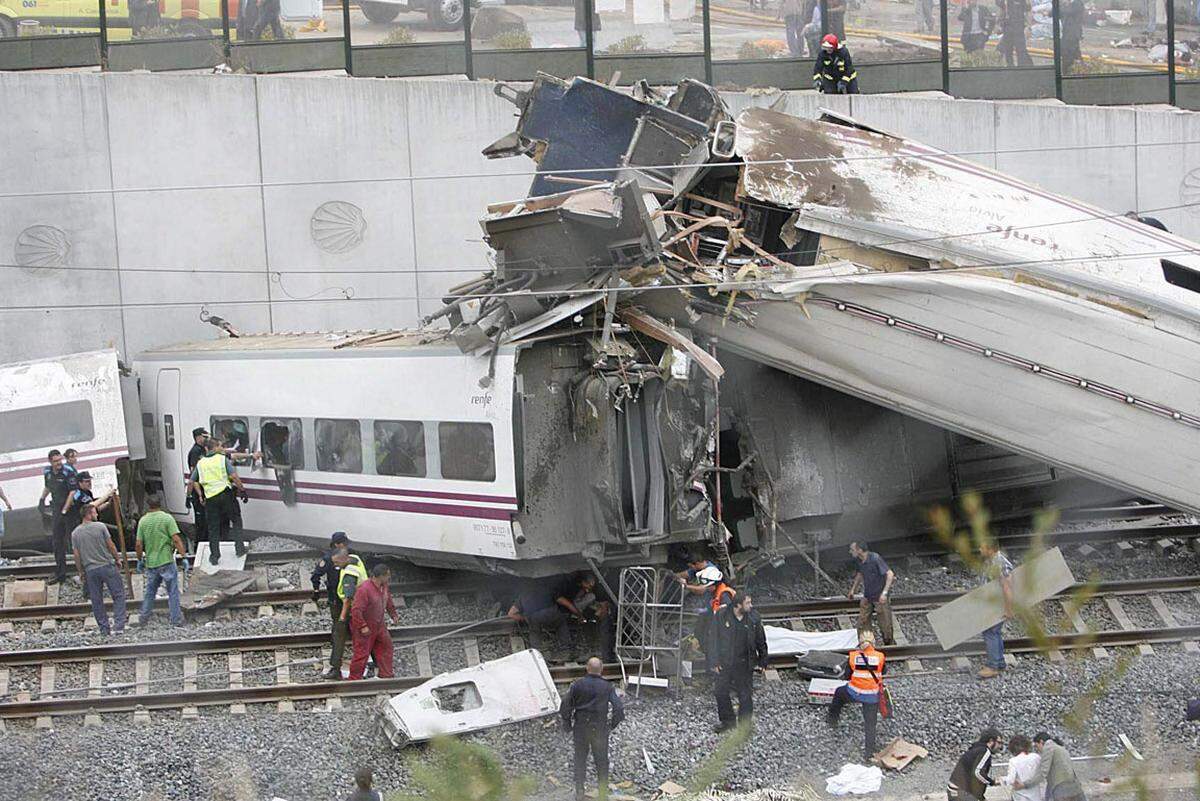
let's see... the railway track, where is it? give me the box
[2,575,1196,723]
[866,517,1200,561]
[0,575,498,624]
[0,548,322,581]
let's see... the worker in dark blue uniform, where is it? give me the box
[712,592,768,733]
[561,657,624,801]
[38,450,76,584]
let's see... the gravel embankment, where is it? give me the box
[2,649,1196,801]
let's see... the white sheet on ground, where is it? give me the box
[764,625,858,656]
[825,764,883,795]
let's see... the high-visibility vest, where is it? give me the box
[711,583,735,613]
[197,453,231,499]
[847,646,884,696]
[336,555,368,601]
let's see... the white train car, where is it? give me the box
[132,329,713,577]
[0,350,133,527]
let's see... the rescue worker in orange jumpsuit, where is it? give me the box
[349,563,400,680]
[827,630,886,759]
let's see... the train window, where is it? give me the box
[0,400,94,454]
[261,418,304,470]
[374,420,427,477]
[316,419,362,473]
[164,414,176,450]
[438,422,495,482]
[210,417,251,452]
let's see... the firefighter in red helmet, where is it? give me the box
[813,34,859,94]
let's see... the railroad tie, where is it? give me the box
[836,614,855,632]
[415,642,433,677]
[1148,595,1199,653]
[183,656,198,693]
[131,574,145,600]
[1104,597,1154,656]
[88,662,104,697]
[135,659,150,696]
[45,583,60,605]
[1062,600,1108,659]
[40,664,56,698]
[274,650,291,686]
[0,667,11,698]
[890,615,922,672]
[787,617,806,631]
[509,634,525,654]
[2,583,13,608]
[463,637,481,667]
[228,652,246,714]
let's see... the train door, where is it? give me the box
[156,369,187,514]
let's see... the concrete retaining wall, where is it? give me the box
[2,71,1197,362]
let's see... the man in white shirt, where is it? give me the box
[1004,735,1045,801]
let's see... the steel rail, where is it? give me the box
[0,577,497,623]
[0,662,606,718]
[5,620,1199,718]
[867,521,1200,560]
[3,575,1195,669]
[0,549,322,580]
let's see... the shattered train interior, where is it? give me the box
[424,73,1191,566]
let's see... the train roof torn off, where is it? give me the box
[441,73,1200,518]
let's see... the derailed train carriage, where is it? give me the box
[17,73,1196,576]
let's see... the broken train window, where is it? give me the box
[316,418,362,474]
[210,416,250,452]
[374,420,427,478]
[438,422,495,482]
[431,682,483,713]
[261,417,304,470]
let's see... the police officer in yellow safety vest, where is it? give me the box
[185,438,249,566]
[323,548,367,681]
[827,630,885,759]
[813,34,859,94]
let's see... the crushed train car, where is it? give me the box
[452,73,1200,551]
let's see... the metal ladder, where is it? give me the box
[614,566,685,695]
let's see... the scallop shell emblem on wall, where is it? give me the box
[14,225,70,268]
[1182,168,1200,217]
[310,201,367,254]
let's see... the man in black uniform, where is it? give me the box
[38,450,76,584]
[61,472,115,537]
[184,428,209,553]
[310,531,354,679]
[560,656,624,801]
[712,592,768,732]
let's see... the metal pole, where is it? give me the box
[220,0,232,64]
[702,0,712,84]
[584,0,595,79]
[341,0,353,75]
[939,0,949,94]
[1167,0,1176,106]
[1051,0,1063,100]
[97,0,109,68]
[113,491,133,599]
[463,0,473,79]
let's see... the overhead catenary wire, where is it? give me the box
[4,135,1200,201]
[5,241,1200,314]
[3,194,1197,283]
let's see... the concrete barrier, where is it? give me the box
[0,72,1195,362]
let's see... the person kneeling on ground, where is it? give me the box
[712,591,768,733]
[827,629,885,760]
[349,563,399,680]
[135,493,188,627]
